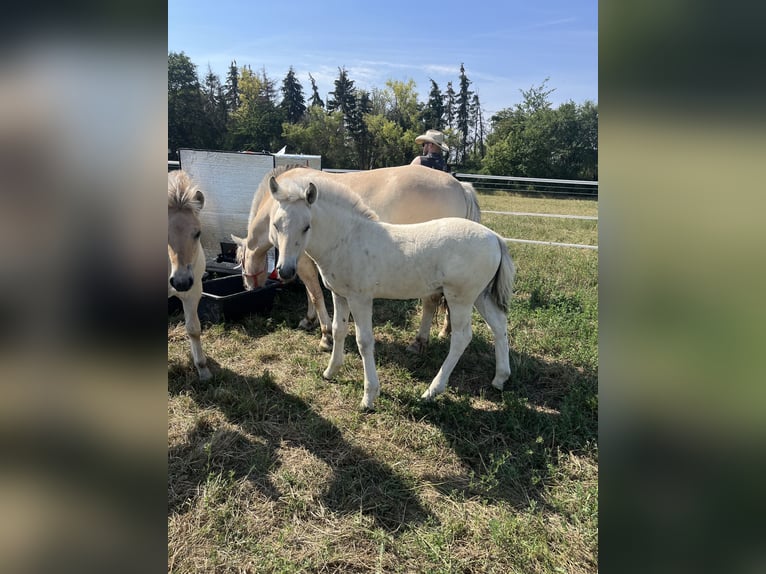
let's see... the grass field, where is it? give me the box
[168,191,598,573]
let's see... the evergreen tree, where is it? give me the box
[203,65,227,148]
[327,67,357,123]
[456,63,474,165]
[308,73,325,109]
[280,66,307,124]
[224,60,240,112]
[420,79,445,130]
[444,81,456,129]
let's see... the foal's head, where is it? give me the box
[267,175,316,282]
[168,170,205,292]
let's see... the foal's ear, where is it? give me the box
[230,234,245,247]
[268,176,279,196]
[305,182,317,205]
[193,189,205,210]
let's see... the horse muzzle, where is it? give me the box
[276,262,297,282]
[169,270,194,292]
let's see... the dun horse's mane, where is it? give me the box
[248,164,310,225]
[168,170,203,213]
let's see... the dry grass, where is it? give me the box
[169,192,598,573]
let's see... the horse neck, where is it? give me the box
[246,194,273,253]
[306,196,375,262]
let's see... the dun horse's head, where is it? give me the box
[168,171,205,292]
[268,175,317,282]
[231,233,267,291]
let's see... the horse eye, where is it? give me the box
[303,225,310,233]
[193,230,201,240]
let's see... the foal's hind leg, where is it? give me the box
[406,294,440,353]
[421,301,473,401]
[437,297,451,340]
[180,294,212,381]
[323,292,350,380]
[297,255,333,351]
[474,292,511,391]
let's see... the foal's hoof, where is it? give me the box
[491,379,506,391]
[197,366,212,381]
[318,335,333,353]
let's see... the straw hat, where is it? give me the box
[415,129,449,153]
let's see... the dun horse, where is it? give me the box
[232,165,481,353]
[268,173,515,410]
[168,170,211,381]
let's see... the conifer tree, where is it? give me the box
[280,66,307,124]
[420,79,445,130]
[224,60,240,112]
[308,73,325,109]
[456,63,474,164]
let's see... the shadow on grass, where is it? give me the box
[168,364,433,535]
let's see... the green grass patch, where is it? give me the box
[169,189,598,573]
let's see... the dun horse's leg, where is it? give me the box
[297,256,333,351]
[474,293,511,390]
[346,296,379,410]
[323,292,350,380]
[406,294,439,353]
[181,294,211,381]
[421,301,472,401]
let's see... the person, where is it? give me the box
[410,129,450,172]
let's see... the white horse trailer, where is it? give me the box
[176,149,321,269]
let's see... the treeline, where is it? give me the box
[169,51,597,179]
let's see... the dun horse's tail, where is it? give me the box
[459,181,482,223]
[488,234,515,313]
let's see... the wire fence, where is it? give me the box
[454,173,598,198]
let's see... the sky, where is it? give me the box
[168,0,597,120]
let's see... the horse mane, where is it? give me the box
[278,175,380,222]
[248,164,312,224]
[168,170,203,213]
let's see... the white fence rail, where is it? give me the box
[455,173,598,197]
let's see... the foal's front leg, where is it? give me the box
[346,296,379,410]
[297,255,333,351]
[323,292,350,380]
[180,292,212,381]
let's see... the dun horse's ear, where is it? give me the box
[194,189,205,209]
[230,234,245,246]
[268,176,279,196]
[305,182,317,205]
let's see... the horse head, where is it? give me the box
[268,175,317,282]
[168,171,204,292]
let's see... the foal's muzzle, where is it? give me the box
[276,262,297,282]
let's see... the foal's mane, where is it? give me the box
[312,179,380,221]
[248,164,310,225]
[168,170,203,213]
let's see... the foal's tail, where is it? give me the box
[459,181,482,223]
[488,234,515,313]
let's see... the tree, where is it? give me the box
[420,79,445,131]
[202,65,227,148]
[280,66,306,124]
[308,73,324,109]
[481,80,598,180]
[224,60,240,112]
[168,51,208,156]
[327,67,357,121]
[228,66,285,152]
[455,63,474,165]
[282,107,350,168]
[444,81,456,129]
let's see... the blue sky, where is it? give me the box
[168,0,597,119]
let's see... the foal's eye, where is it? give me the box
[193,230,201,240]
[303,225,310,233]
